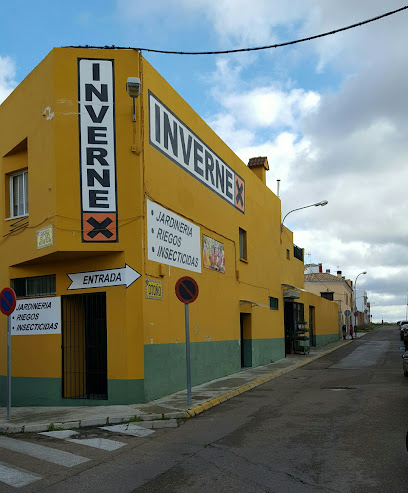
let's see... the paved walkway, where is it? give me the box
[0,334,367,433]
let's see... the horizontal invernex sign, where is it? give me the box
[149,91,245,214]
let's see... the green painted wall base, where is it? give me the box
[0,338,287,406]
[250,338,285,367]
[144,338,285,402]
[315,333,340,347]
[0,376,144,407]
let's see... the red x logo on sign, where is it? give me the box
[234,175,245,213]
[82,213,117,242]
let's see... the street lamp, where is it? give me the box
[281,200,328,231]
[354,271,367,329]
[405,293,408,320]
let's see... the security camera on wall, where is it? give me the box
[126,77,141,98]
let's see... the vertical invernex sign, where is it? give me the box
[78,59,118,242]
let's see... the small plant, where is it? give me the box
[47,423,63,431]
[128,416,142,423]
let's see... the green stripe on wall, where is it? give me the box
[144,338,285,402]
[0,338,287,406]
[315,333,340,347]
[0,377,144,407]
[250,338,285,367]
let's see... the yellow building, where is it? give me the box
[0,48,339,406]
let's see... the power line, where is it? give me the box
[67,5,408,55]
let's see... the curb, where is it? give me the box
[187,340,352,417]
[0,413,190,435]
[0,340,352,433]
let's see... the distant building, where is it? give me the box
[355,288,369,325]
[305,270,354,331]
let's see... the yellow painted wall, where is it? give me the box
[301,291,339,336]
[140,55,285,346]
[0,47,339,402]
[0,48,145,383]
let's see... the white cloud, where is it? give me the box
[220,87,320,129]
[194,2,408,322]
[0,56,16,104]
[114,1,408,321]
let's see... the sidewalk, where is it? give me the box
[0,333,366,433]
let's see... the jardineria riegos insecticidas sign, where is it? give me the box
[11,297,61,335]
[147,199,201,273]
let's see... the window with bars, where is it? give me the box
[9,169,28,218]
[11,275,56,298]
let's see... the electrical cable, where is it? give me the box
[66,5,408,55]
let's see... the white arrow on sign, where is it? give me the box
[67,264,141,290]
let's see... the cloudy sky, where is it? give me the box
[1,1,407,322]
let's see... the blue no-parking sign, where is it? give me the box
[1,287,16,421]
[0,288,16,316]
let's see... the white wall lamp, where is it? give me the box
[281,200,328,232]
[126,77,142,122]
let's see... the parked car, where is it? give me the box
[402,326,408,347]
[400,322,408,340]
[402,351,408,376]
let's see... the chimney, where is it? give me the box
[326,269,330,273]
[318,263,322,273]
[337,271,342,278]
[247,157,269,185]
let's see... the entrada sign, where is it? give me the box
[78,58,118,242]
[149,92,245,214]
[67,264,141,290]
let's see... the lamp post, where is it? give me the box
[354,271,367,329]
[281,200,328,231]
[405,294,408,320]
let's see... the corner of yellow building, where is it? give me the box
[0,47,339,407]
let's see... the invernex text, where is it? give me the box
[149,91,245,213]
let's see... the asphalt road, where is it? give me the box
[1,326,407,492]
[129,325,408,493]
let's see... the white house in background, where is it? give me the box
[304,263,322,274]
[355,288,369,325]
[304,267,354,329]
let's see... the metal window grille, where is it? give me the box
[11,275,56,298]
[62,292,108,400]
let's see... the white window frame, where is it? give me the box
[9,169,28,219]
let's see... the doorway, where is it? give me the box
[240,313,252,367]
[309,306,315,346]
[62,292,108,400]
[284,301,295,355]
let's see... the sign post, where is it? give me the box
[175,277,199,407]
[0,288,17,420]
